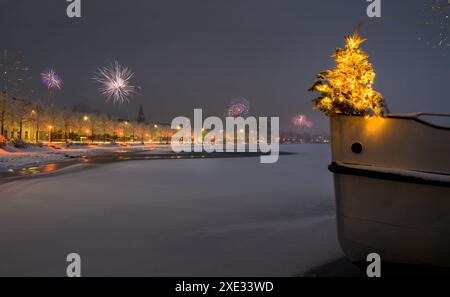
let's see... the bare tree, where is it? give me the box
[10,96,33,140]
[0,50,32,136]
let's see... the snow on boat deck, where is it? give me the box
[0,144,346,276]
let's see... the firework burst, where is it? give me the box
[420,0,450,48]
[226,97,250,117]
[292,114,313,128]
[40,69,63,91]
[93,61,138,104]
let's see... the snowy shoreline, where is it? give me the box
[0,143,307,173]
[0,143,173,173]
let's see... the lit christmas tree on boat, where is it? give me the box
[309,29,387,117]
[310,29,450,268]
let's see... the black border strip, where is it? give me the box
[329,162,450,188]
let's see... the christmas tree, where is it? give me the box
[309,29,387,117]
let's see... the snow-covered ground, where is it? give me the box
[0,144,172,172]
[0,144,348,276]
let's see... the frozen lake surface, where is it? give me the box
[0,144,352,276]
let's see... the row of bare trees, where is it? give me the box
[0,92,172,144]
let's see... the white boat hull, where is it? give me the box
[330,114,450,268]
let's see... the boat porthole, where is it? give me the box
[351,142,363,154]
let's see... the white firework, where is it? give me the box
[421,0,450,48]
[93,61,138,104]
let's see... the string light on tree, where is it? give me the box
[309,29,387,117]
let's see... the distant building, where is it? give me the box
[137,104,145,123]
[280,132,330,144]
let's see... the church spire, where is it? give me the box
[137,104,145,123]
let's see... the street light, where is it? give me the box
[48,125,53,143]
[83,116,94,143]
[122,121,130,143]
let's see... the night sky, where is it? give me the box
[1,0,449,133]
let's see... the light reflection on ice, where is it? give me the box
[0,144,343,276]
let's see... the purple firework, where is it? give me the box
[40,69,63,90]
[292,114,313,128]
[227,98,250,117]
